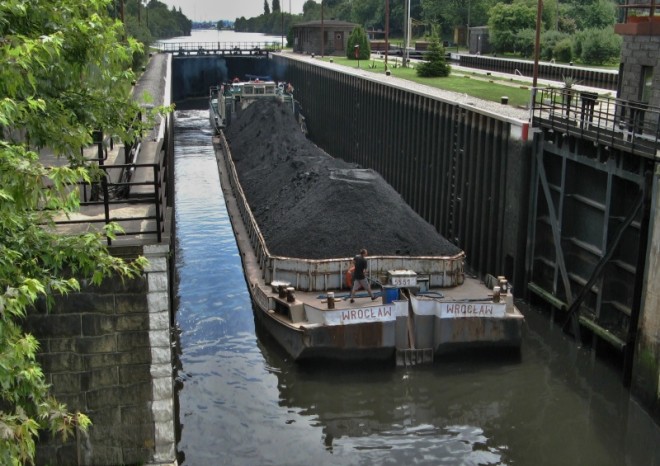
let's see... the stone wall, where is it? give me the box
[27,244,176,466]
[619,35,660,108]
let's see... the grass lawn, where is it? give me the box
[320,56,534,108]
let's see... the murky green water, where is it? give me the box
[173,107,660,466]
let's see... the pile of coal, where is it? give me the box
[224,99,462,260]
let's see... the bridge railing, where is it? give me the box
[532,88,660,158]
[154,41,282,54]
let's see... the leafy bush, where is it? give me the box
[580,27,621,65]
[416,30,450,77]
[488,3,536,53]
[553,38,573,63]
[514,29,535,58]
[347,25,371,60]
[540,30,570,61]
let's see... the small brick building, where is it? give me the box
[292,20,358,56]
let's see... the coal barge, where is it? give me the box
[212,94,523,365]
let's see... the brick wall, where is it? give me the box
[619,35,660,108]
[27,244,176,466]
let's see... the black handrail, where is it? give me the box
[531,88,660,158]
[53,141,169,245]
[155,41,280,55]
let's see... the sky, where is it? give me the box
[160,0,308,23]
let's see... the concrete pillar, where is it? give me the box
[144,244,177,465]
[633,167,660,421]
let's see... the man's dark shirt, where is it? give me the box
[353,255,367,280]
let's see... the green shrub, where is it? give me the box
[514,29,535,58]
[540,30,570,61]
[347,25,371,60]
[553,38,573,63]
[580,27,621,65]
[416,32,450,77]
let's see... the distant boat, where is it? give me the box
[209,78,306,134]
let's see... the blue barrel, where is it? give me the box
[382,285,399,304]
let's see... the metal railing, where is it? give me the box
[531,88,660,158]
[155,41,281,55]
[53,134,170,246]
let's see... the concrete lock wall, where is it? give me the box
[26,244,176,466]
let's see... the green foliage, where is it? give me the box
[553,38,574,63]
[234,12,297,39]
[264,0,271,15]
[579,27,621,65]
[488,2,537,53]
[420,0,494,40]
[513,28,535,58]
[563,0,616,31]
[0,0,150,462]
[347,26,371,60]
[540,30,570,61]
[117,0,192,40]
[416,30,450,77]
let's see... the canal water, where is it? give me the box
[172,106,660,466]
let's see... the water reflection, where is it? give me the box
[173,106,660,466]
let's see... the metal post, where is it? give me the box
[385,0,389,70]
[321,1,324,58]
[532,0,543,89]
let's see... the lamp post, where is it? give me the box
[403,0,410,66]
[532,0,543,89]
[321,0,324,58]
[385,0,389,70]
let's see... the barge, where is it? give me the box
[209,78,306,134]
[212,99,523,365]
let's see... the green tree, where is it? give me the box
[347,25,371,60]
[488,2,537,53]
[272,0,281,13]
[416,29,450,77]
[264,0,271,15]
[562,0,616,31]
[420,0,496,39]
[579,27,621,65]
[0,0,149,462]
[302,0,321,21]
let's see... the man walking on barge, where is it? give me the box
[350,248,377,303]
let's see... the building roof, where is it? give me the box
[292,20,357,29]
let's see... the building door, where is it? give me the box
[334,32,344,52]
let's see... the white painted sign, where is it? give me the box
[412,297,507,318]
[320,301,408,325]
[390,275,417,287]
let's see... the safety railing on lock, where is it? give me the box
[531,88,660,158]
[154,41,281,56]
[53,127,169,246]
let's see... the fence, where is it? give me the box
[531,88,660,158]
[155,41,281,55]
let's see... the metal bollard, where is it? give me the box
[286,287,296,303]
[327,292,335,309]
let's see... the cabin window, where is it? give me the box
[244,86,254,95]
[640,66,653,103]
